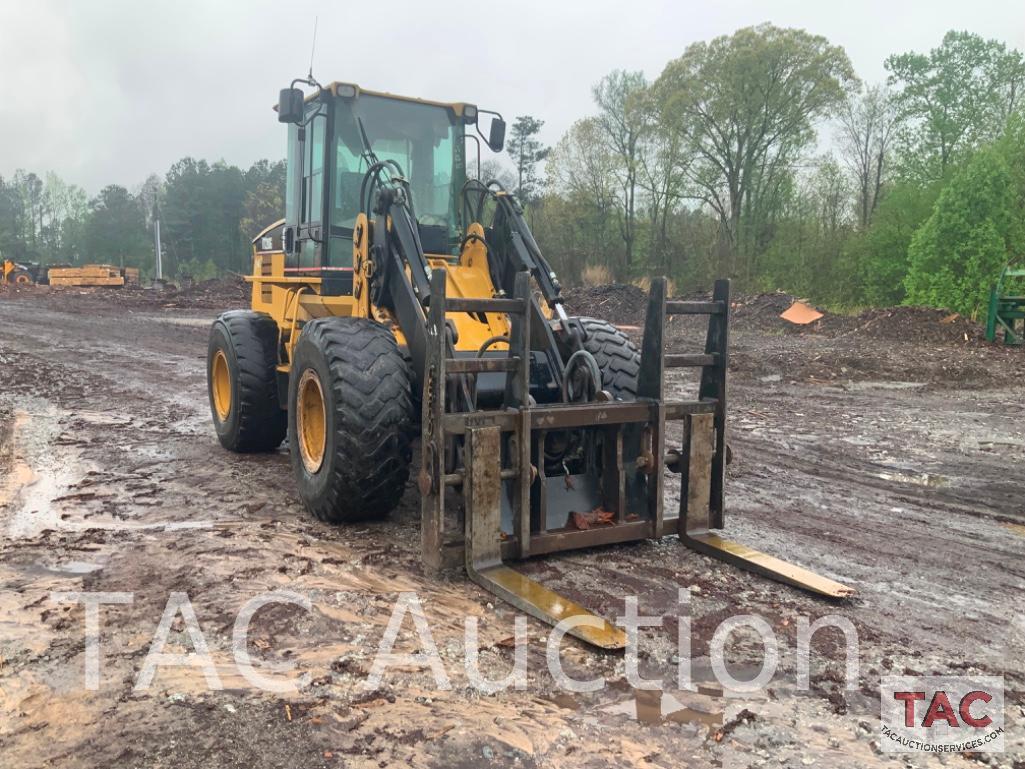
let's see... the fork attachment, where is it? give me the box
[419,271,852,653]
[645,279,854,600]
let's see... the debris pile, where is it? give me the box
[732,291,988,345]
[730,291,804,330]
[154,276,250,309]
[563,284,996,349]
[1,274,250,312]
[828,306,983,344]
[561,284,648,326]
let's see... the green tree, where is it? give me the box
[904,129,1025,315]
[162,158,247,276]
[655,24,856,279]
[886,31,1025,182]
[545,117,619,275]
[13,171,44,257]
[85,185,150,268]
[759,157,854,302]
[506,116,550,202]
[239,159,287,243]
[0,176,28,260]
[850,181,940,306]
[637,90,690,276]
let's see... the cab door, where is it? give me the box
[283,101,328,271]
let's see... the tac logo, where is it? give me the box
[880,676,1004,753]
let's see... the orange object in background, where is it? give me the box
[780,300,824,325]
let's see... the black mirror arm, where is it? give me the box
[285,78,327,127]
[475,109,505,152]
[290,74,322,92]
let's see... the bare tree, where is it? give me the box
[468,158,516,191]
[547,118,618,224]
[636,103,690,273]
[837,85,899,228]
[593,70,648,270]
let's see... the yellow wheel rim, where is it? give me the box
[211,349,232,422]
[296,368,327,474]
[14,273,30,285]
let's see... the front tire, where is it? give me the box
[288,317,413,523]
[207,311,286,452]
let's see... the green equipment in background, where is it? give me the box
[986,265,1025,346]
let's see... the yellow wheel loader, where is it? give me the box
[1,258,37,286]
[207,79,853,649]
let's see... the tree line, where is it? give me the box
[0,159,284,281]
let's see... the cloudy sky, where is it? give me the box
[1,0,1023,193]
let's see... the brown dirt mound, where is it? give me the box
[156,275,250,309]
[819,306,983,345]
[730,291,801,330]
[731,292,987,347]
[0,275,250,313]
[560,284,648,326]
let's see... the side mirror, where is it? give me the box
[278,88,305,124]
[488,118,506,152]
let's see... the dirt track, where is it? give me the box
[1,284,1024,768]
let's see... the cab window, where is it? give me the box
[331,95,464,255]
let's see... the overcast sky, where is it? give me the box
[1,0,1023,193]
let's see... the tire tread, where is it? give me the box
[291,318,412,523]
[211,310,286,452]
[576,316,641,399]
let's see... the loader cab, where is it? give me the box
[279,83,478,295]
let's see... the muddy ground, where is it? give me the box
[1,281,1023,768]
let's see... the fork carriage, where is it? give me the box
[419,272,852,648]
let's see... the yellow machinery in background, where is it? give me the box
[1,259,140,288]
[1,258,37,286]
[206,78,853,648]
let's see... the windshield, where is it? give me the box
[333,95,464,254]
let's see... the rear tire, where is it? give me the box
[207,311,286,452]
[12,269,32,285]
[288,317,413,523]
[573,317,641,400]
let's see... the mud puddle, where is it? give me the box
[841,380,927,392]
[0,394,231,537]
[873,469,948,487]
[0,396,85,537]
[143,315,214,328]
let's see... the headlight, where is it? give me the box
[335,83,357,98]
[463,104,478,123]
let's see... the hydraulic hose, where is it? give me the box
[561,350,603,403]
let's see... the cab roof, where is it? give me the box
[275,81,475,119]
